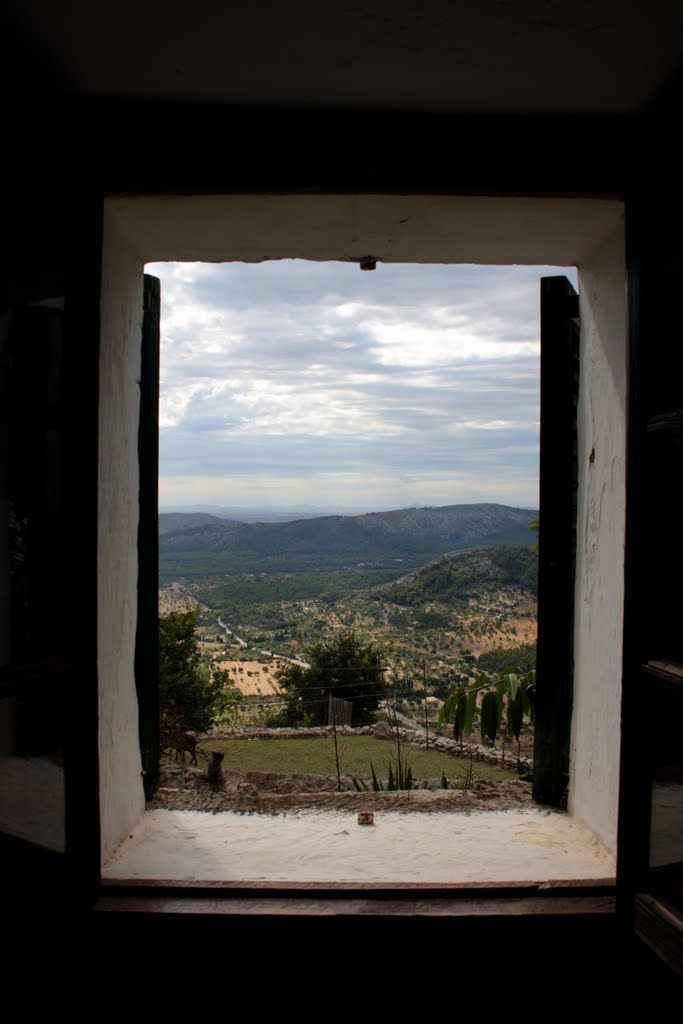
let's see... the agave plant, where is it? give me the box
[352,759,413,791]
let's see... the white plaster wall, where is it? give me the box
[571,220,627,854]
[109,195,623,267]
[98,210,146,862]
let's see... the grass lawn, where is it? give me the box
[201,735,509,784]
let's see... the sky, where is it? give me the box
[148,260,577,513]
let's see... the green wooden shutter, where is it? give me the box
[533,275,579,806]
[135,274,160,798]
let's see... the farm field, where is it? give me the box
[214,660,281,696]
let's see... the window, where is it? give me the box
[98,194,627,884]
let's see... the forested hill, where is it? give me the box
[372,545,538,606]
[158,503,538,578]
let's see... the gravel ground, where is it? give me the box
[149,763,535,816]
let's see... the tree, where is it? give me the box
[159,608,231,749]
[477,641,537,676]
[275,630,388,726]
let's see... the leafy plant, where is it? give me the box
[388,761,413,791]
[438,666,536,766]
[450,757,480,790]
[496,666,536,764]
[529,518,539,552]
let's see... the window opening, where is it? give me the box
[115,257,608,887]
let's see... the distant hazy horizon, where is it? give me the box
[159,499,539,525]
[149,260,577,510]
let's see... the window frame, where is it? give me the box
[97,192,628,903]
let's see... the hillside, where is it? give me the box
[184,543,538,699]
[373,546,538,606]
[159,502,538,578]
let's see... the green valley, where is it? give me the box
[159,503,538,712]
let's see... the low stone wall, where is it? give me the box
[208,724,532,774]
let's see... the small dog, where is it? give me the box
[207,751,225,789]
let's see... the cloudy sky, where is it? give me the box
[148,260,577,513]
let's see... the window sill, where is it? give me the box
[95,890,616,918]
[101,805,615,890]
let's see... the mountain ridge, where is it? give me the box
[158,503,538,576]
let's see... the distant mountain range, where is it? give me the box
[159,503,390,523]
[158,503,538,576]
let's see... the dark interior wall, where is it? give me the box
[1,79,681,973]
[0,100,103,907]
[620,147,683,916]
[81,99,635,196]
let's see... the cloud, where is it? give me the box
[148,259,576,510]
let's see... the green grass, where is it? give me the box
[200,735,508,783]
